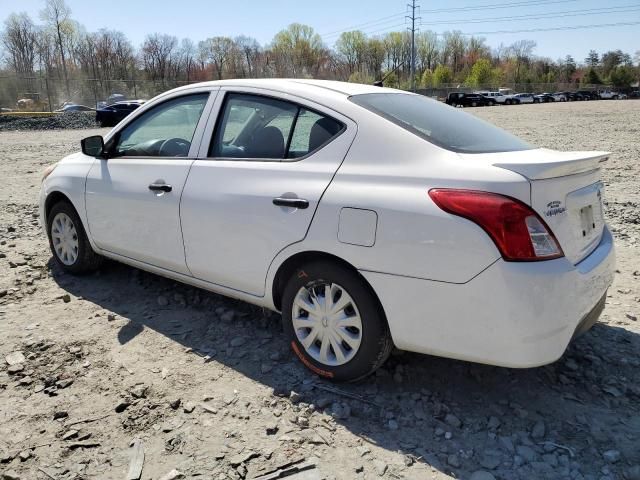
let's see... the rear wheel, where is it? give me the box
[47,201,103,274]
[282,261,393,382]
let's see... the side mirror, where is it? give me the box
[81,135,105,158]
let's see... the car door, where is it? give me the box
[85,89,216,274]
[180,88,356,296]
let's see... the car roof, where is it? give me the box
[167,79,403,104]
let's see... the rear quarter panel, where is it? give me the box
[265,116,532,304]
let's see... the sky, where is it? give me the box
[1,0,639,63]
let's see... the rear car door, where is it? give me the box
[85,89,216,274]
[180,88,356,296]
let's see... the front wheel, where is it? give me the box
[47,201,103,274]
[282,261,393,382]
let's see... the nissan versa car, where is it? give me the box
[40,79,615,382]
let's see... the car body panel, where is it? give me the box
[84,87,219,274]
[180,86,358,296]
[362,226,614,367]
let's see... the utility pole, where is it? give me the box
[406,0,420,91]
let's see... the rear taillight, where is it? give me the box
[429,189,563,261]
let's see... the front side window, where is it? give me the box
[111,93,208,157]
[210,93,343,160]
[350,93,532,154]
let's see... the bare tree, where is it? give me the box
[441,31,466,74]
[415,31,439,72]
[203,36,234,80]
[2,13,38,78]
[234,35,260,78]
[178,38,196,81]
[40,0,72,97]
[508,39,536,83]
[141,33,178,84]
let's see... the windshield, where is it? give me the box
[349,93,532,154]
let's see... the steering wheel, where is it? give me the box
[158,137,191,156]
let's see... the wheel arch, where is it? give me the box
[271,250,387,322]
[44,190,75,224]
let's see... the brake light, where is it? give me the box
[429,189,563,261]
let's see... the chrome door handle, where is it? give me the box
[273,197,309,209]
[149,183,172,193]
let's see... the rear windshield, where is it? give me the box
[349,93,532,154]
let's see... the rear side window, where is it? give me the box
[210,93,344,160]
[350,93,532,154]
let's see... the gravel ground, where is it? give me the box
[0,112,97,132]
[1,100,639,480]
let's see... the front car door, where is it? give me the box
[85,88,216,274]
[180,88,356,296]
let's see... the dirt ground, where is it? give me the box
[1,100,639,480]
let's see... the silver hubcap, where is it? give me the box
[51,212,79,265]
[292,282,363,366]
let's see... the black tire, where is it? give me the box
[47,201,103,274]
[471,101,477,107]
[281,261,393,382]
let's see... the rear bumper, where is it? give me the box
[362,226,615,368]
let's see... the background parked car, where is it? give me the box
[513,93,535,104]
[559,91,580,101]
[599,90,619,100]
[446,92,491,107]
[630,91,640,99]
[478,91,521,105]
[54,104,95,112]
[552,92,567,102]
[95,100,145,127]
[534,93,555,103]
[577,90,599,100]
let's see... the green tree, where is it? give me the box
[432,64,453,86]
[420,69,433,88]
[381,71,399,88]
[585,50,599,67]
[347,71,373,84]
[336,30,366,75]
[465,58,494,87]
[584,67,602,85]
[609,65,636,88]
[271,23,323,77]
[561,55,576,83]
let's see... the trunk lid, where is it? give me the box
[460,148,610,264]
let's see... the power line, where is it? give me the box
[358,23,410,37]
[323,17,408,40]
[419,4,640,26]
[418,0,579,13]
[321,0,584,42]
[460,20,640,35]
[320,12,406,37]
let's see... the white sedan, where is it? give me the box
[40,79,615,381]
